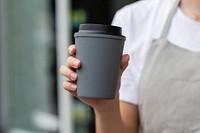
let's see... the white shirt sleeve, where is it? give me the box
[112,7,139,105]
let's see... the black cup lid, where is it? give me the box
[78,24,123,36]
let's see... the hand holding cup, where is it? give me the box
[60,44,129,109]
[60,24,129,108]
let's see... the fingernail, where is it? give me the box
[73,60,80,67]
[70,84,77,91]
[70,73,77,80]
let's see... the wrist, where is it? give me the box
[93,99,120,117]
[93,99,129,133]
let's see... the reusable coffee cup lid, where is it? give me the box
[74,24,126,39]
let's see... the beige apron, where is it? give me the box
[138,0,200,132]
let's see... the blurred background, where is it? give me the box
[0,0,137,133]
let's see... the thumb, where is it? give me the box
[116,54,130,94]
[120,54,130,73]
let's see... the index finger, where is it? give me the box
[68,44,76,55]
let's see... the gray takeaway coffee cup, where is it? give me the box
[74,24,126,99]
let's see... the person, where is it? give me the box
[60,0,200,132]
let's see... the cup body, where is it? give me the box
[74,24,125,99]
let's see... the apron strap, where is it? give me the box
[160,0,181,38]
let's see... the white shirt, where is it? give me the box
[112,0,200,105]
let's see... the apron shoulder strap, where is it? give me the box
[160,0,181,38]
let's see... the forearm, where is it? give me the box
[94,102,131,133]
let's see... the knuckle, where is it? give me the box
[63,81,77,92]
[60,65,75,80]
[66,56,73,66]
[60,67,69,78]
[59,65,66,74]
[63,82,70,90]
